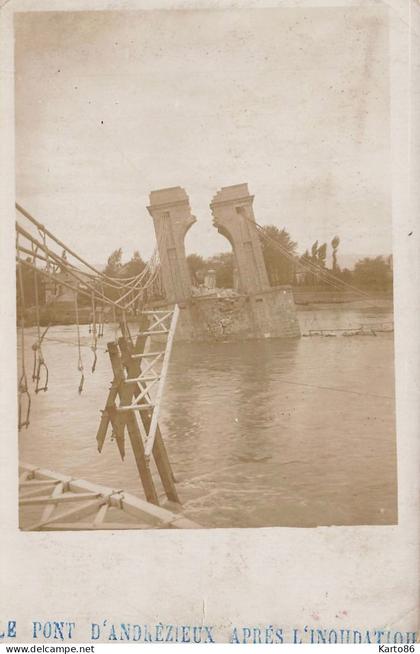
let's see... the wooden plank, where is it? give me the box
[115,404,154,412]
[130,349,162,379]
[93,503,108,526]
[20,492,101,506]
[96,371,126,458]
[169,516,205,529]
[132,378,159,404]
[141,310,174,315]
[41,522,152,531]
[144,310,173,331]
[120,496,183,526]
[19,466,201,530]
[96,312,149,445]
[96,386,118,451]
[124,375,160,384]
[106,404,126,460]
[108,342,159,505]
[32,468,72,483]
[25,499,104,531]
[139,329,168,335]
[118,337,180,504]
[39,481,64,525]
[131,351,165,359]
[20,480,59,487]
[19,485,58,500]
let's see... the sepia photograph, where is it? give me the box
[15,6,397,532]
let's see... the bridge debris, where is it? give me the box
[19,464,200,531]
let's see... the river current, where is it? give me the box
[18,302,397,528]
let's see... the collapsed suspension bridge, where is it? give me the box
[15,185,389,530]
[16,202,201,529]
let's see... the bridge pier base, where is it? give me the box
[148,287,300,342]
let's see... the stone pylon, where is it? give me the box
[210,183,270,294]
[147,187,196,303]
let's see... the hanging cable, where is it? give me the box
[74,290,85,394]
[248,216,381,307]
[90,291,98,373]
[38,225,51,274]
[16,222,122,309]
[112,305,118,342]
[17,216,161,312]
[16,238,31,429]
[98,283,105,338]
[31,263,49,393]
[17,203,155,291]
[121,308,132,343]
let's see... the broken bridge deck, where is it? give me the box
[19,464,201,531]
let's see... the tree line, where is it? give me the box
[16,226,393,309]
[187,226,393,292]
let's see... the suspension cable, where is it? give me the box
[16,223,158,310]
[16,203,155,290]
[250,217,383,306]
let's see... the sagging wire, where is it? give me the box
[38,225,51,274]
[74,290,85,394]
[90,291,98,373]
[17,203,156,293]
[16,235,31,430]
[18,214,161,313]
[98,283,105,339]
[31,257,49,394]
[112,305,119,342]
[121,309,132,344]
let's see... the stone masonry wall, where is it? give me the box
[150,286,300,342]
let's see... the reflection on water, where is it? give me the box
[18,303,397,528]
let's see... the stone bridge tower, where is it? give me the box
[210,183,270,294]
[146,183,300,340]
[147,187,196,303]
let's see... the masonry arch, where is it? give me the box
[147,183,271,303]
[184,221,236,291]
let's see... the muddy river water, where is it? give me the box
[18,302,397,528]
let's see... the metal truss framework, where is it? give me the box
[96,305,181,506]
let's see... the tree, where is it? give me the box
[104,248,123,278]
[16,260,46,310]
[336,267,353,284]
[352,256,393,291]
[206,252,234,288]
[102,248,147,301]
[123,250,146,278]
[317,243,327,268]
[259,225,297,285]
[310,240,319,263]
[187,253,206,285]
[301,240,328,285]
[331,236,340,272]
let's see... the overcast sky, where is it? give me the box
[15,6,391,268]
